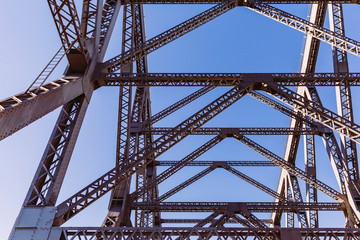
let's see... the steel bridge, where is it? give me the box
[2,0,360,239]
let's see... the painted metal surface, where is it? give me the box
[3,0,360,239]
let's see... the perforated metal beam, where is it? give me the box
[98,72,360,87]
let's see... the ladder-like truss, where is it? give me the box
[2,0,360,239]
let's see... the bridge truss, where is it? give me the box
[2,0,360,239]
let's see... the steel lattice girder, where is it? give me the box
[141,127,322,135]
[47,0,85,54]
[131,202,344,212]
[232,134,343,201]
[263,83,360,144]
[1,71,358,141]
[100,1,360,73]
[97,72,360,86]
[24,96,89,206]
[246,2,360,58]
[130,135,225,200]
[121,0,360,3]
[0,77,82,141]
[160,218,273,224]
[48,227,360,239]
[102,1,237,72]
[155,160,277,166]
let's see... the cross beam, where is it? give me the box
[98,72,360,87]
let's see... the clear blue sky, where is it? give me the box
[1,2,360,238]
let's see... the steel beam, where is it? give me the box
[48,227,360,239]
[226,166,286,201]
[155,160,277,166]
[98,72,360,87]
[0,77,83,141]
[246,2,360,58]
[102,3,135,228]
[131,135,225,200]
[194,211,221,227]
[263,83,360,144]
[98,0,121,60]
[47,0,88,72]
[132,202,344,212]
[329,3,359,182]
[157,167,215,201]
[232,215,256,227]
[24,96,90,206]
[101,1,237,72]
[147,87,215,125]
[250,86,360,225]
[121,0,359,3]
[142,127,322,135]
[160,218,274,225]
[81,0,102,43]
[272,4,326,227]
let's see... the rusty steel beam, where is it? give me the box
[24,96,90,206]
[99,0,121,59]
[102,1,237,72]
[0,77,83,141]
[47,0,88,73]
[132,202,344,212]
[232,134,343,201]
[121,0,359,3]
[155,160,277,166]
[246,2,360,58]
[48,227,360,239]
[263,83,360,144]
[98,72,360,87]
[141,127,322,135]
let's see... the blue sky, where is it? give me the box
[1,2,360,239]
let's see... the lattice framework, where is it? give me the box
[2,0,360,239]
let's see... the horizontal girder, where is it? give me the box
[233,134,343,201]
[0,77,83,141]
[247,2,360,58]
[121,0,359,3]
[160,218,273,224]
[155,160,277,166]
[141,127,322,135]
[132,202,344,212]
[148,86,215,125]
[48,227,360,239]
[54,83,251,225]
[97,72,360,87]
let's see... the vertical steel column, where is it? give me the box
[288,175,308,228]
[130,3,159,227]
[300,4,326,229]
[285,178,294,227]
[272,3,327,227]
[99,0,121,60]
[329,3,359,182]
[102,3,134,227]
[304,129,318,227]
